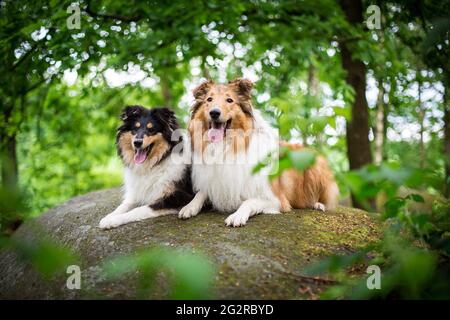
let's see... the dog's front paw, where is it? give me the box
[224,211,249,227]
[99,216,123,229]
[178,204,200,220]
[313,202,326,212]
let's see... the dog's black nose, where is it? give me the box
[209,108,221,120]
[133,139,143,148]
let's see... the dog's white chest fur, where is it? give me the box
[191,111,280,213]
[123,157,187,205]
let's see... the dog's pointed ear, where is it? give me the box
[229,78,253,99]
[121,105,143,121]
[193,80,214,100]
[152,107,179,131]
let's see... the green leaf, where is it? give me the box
[101,247,214,299]
[383,198,406,219]
[407,194,425,203]
[289,150,316,171]
[8,236,79,279]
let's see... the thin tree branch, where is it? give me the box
[10,27,56,71]
[10,43,37,71]
[85,0,143,23]
[24,78,48,95]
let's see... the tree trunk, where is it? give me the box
[305,63,319,147]
[382,92,389,162]
[339,0,373,208]
[0,102,18,191]
[0,132,18,191]
[341,42,373,169]
[374,79,385,164]
[201,57,211,79]
[160,75,173,108]
[444,80,449,197]
[418,79,426,169]
[307,63,319,96]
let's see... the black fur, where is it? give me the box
[116,105,182,162]
[117,105,194,210]
[150,168,194,210]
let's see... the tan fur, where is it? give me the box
[271,142,339,212]
[147,133,170,164]
[190,79,339,212]
[118,132,135,165]
[189,80,254,155]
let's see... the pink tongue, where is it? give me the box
[207,124,225,142]
[134,149,147,164]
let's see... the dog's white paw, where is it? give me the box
[99,215,123,229]
[313,202,326,212]
[224,211,249,227]
[178,204,200,220]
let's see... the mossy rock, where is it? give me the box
[0,188,380,299]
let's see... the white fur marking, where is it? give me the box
[224,198,280,227]
[190,110,281,226]
[99,206,176,229]
[99,155,188,229]
[123,157,186,206]
[313,202,326,212]
[108,203,136,216]
[178,191,207,219]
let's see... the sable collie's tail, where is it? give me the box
[271,143,340,212]
[320,180,339,211]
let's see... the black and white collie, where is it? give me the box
[179,79,339,227]
[99,106,193,229]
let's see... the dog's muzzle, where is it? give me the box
[209,108,221,120]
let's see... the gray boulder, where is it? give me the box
[0,188,379,299]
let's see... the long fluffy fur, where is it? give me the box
[179,79,339,227]
[271,142,339,212]
[99,106,193,229]
[191,109,280,213]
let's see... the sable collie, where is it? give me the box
[179,79,339,227]
[99,106,193,229]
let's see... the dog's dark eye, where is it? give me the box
[207,97,213,102]
[226,98,233,103]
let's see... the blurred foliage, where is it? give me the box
[102,248,215,299]
[0,0,449,300]
[305,162,450,299]
[1,235,80,280]
[253,147,317,179]
[0,186,28,234]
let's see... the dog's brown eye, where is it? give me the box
[207,97,213,102]
[226,98,233,103]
